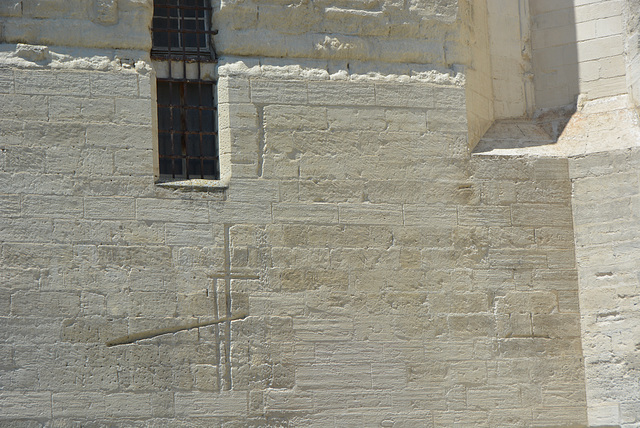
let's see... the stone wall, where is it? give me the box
[625,0,640,107]
[0,0,150,50]
[571,147,640,427]
[531,0,628,108]
[213,0,463,65]
[3,0,640,426]
[0,48,589,424]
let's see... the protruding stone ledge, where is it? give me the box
[472,95,640,158]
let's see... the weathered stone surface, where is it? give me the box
[2,0,640,426]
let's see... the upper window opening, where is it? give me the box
[151,0,214,60]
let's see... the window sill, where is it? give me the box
[155,178,229,191]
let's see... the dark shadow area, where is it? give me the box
[471,0,580,153]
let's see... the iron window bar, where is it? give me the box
[151,0,219,180]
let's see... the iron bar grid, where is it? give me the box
[151,0,214,60]
[156,79,219,180]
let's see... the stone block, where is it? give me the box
[89,71,139,97]
[573,172,639,202]
[217,76,251,104]
[532,406,587,426]
[173,246,225,270]
[375,83,434,108]
[471,157,534,180]
[226,179,279,202]
[497,291,558,314]
[497,313,533,337]
[535,227,575,248]
[467,386,521,409]
[458,205,511,226]
[93,0,118,25]
[327,107,386,131]
[15,70,89,96]
[251,79,308,104]
[22,195,83,219]
[533,314,581,338]
[4,146,46,173]
[489,226,535,248]
[338,203,403,225]
[264,105,327,130]
[0,69,14,93]
[313,390,392,412]
[574,198,633,225]
[298,179,364,203]
[0,194,20,217]
[11,291,80,317]
[104,393,153,418]
[115,98,152,124]
[272,202,339,224]
[0,94,48,120]
[265,390,314,412]
[165,223,222,246]
[308,81,375,106]
[293,317,353,342]
[588,402,621,427]
[384,108,427,132]
[515,180,571,204]
[511,203,573,227]
[432,85,466,110]
[136,198,209,223]
[448,314,495,338]
[22,0,90,19]
[52,392,106,417]
[0,392,52,418]
[97,245,172,269]
[50,96,115,122]
[0,1,21,17]
[210,201,272,224]
[84,196,135,220]
[175,391,248,417]
[427,109,467,132]
[296,363,372,390]
[113,148,154,176]
[86,124,152,149]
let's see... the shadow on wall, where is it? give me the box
[469,0,631,153]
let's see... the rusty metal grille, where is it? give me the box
[151,0,215,60]
[157,80,218,179]
[152,0,219,180]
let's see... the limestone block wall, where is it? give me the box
[530,0,627,108]
[0,0,151,51]
[463,0,493,149]
[0,47,590,424]
[625,0,640,106]
[570,147,640,428]
[13,0,640,426]
[486,0,534,119]
[213,0,463,65]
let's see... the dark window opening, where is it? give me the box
[152,0,219,181]
[157,80,218,179]
[151,0,215,60]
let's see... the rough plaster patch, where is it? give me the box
[0,43,151,73]
[217,56,465,85]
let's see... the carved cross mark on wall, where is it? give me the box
[105,224,259,391]
[207,224,260,390]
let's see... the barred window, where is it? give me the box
[151,0,219,180]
